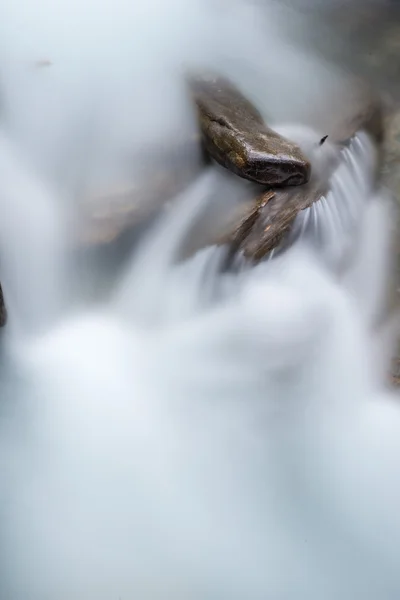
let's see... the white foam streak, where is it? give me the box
[290,132,379,271]
[342,193,394,325]
[0,132,70,337]
[2,182,400,599]
[116,170,225,326]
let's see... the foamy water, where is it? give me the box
[0,0,400,599]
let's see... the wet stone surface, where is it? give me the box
[318,4,400,385]
[188,74,311,186]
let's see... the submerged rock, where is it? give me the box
[187,73,311,187]
[78,139,203,246]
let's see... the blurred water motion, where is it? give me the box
[0,1,400,599]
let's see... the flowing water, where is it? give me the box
[0,0,400,599]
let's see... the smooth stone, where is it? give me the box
[187,73,311,187]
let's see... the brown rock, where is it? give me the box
[0,283,7,328]
[219,180,328,262]
[77,74,384,266]
[188,73,311,187]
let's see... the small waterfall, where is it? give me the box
[0,1,399,599]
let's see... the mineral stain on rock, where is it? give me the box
[187,73,312,187]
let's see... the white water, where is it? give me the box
[1,1,400,599]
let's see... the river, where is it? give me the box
[0,1,400,598]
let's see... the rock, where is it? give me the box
[187,73,311,186]
[0,283,7,328]
[217,179,328,262]
[77,139,204,246]
[78,74,384,266]
[332,85,384,148]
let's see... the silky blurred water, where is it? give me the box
[0,0,400,599]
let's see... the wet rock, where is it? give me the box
[217,179,328,262]
[0,283,7,328]
[187,73,311,187]
[382,107,400,197]
[77,139,204,246]
[333,83,384,148]
[78,74,384,266]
